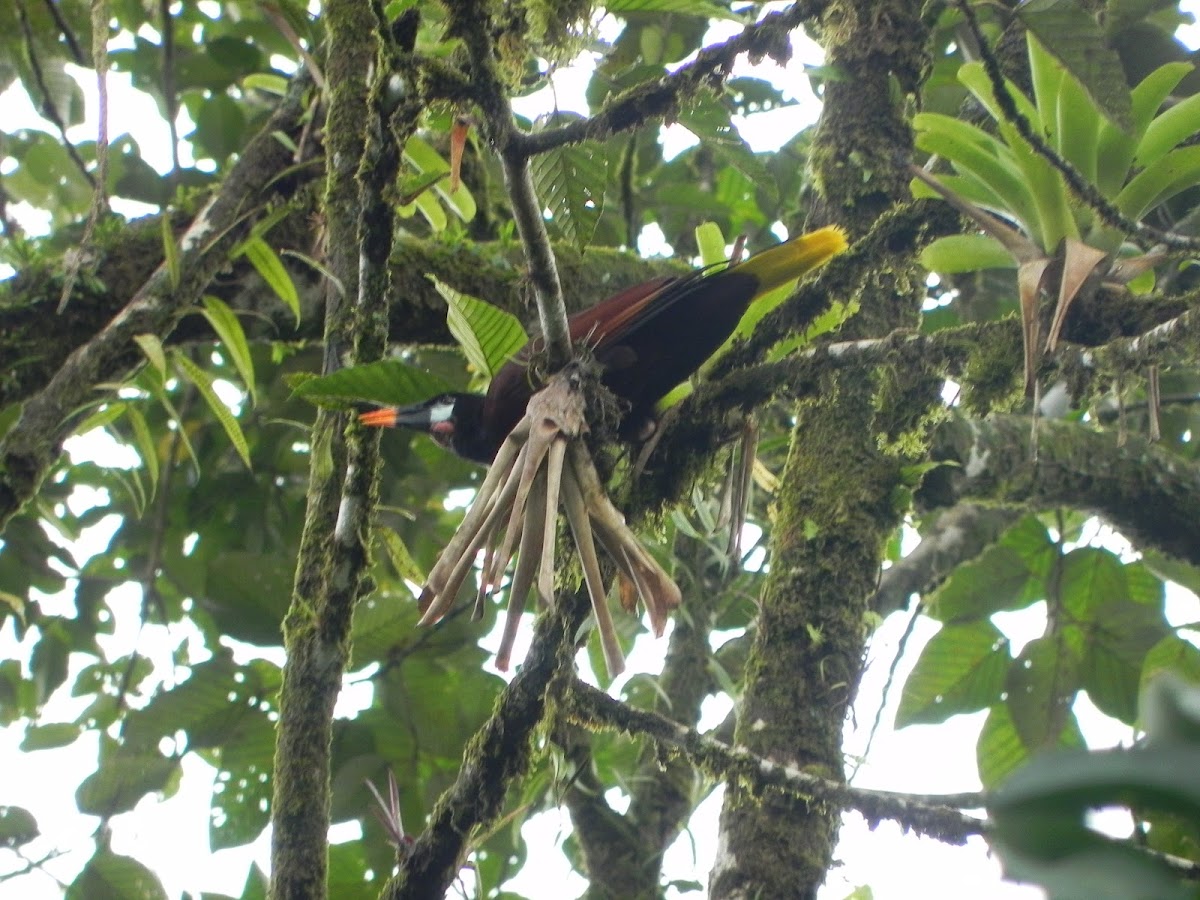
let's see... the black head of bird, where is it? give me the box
[360,226,847,462]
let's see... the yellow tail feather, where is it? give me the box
[737,225,848,296]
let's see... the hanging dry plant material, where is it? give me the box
[415,366,681,676]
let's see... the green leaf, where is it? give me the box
[21,721,81,751]
[605,0,735,17]
[0,805,38,849]
[173,352,252,470]
[1134,90,1200,169]
[124,404,159,495]
[926,516,1057,621]
[921,234,1017,273]
[201,295,257,405]
[896,621,1010,727]
[434,277,529,379]
[1005,636,1081,752]
[694,221,729,269]
[133,333,166,378]
[1096,61,1192,196]
[530,113,608,250]
[1115,144,1200,220]
[66,849,168,900]
[161,214,180,289]
[193,92,247,161]
[977,703,1084,789]
[378,528,427,586]
[233,236,300,324]
[242,72,289,95]
[293,358,454,407]
[958,62,1077,250]
[73,401,127,438]
[76,750,179,816]
[1016,2,1132,131]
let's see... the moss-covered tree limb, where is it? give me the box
[0,226,688,412]
[269,1,389,897]
[563,679,987,846]
[558,535,725,898]
[0,73,312,536]
[711,0,936,894]
[922,414,1200,567]
[383,589,592,899]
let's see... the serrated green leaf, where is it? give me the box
[294,358,454,407]
[434,276,529,379]
[234,236,300,324]
[896,621,1010,727]
[530,114,607,250]
[201,295,257,405]
[173,352,252,470]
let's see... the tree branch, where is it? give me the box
[519,1,831,156]
[0,72,312,536]
[922,413,1200,566]
[563,678,987,846]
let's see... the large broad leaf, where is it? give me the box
[896,620,1010,726]
[76,746,180,817]
[977,703,1084,789]
[530,112,608,250]
[434,277,529,379]
[1005,636,1082,753]
[293,359,454,407]
[925,515,1057,622]
[1016,1,1132,131]
[66,849,168,900]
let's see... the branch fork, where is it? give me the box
[416,366,682,676]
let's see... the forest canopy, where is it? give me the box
[3,1,1200,899]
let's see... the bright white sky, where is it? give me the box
[3,2,1200,898]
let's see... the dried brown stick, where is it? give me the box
[561,464,626,676]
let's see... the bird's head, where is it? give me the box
[360,393,493,463]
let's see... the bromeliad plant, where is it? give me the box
[912,31,1200,392]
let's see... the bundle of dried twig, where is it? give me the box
[416,366,681,676]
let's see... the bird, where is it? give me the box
[359,226,847,463]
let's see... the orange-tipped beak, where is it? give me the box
[359,407,400,427]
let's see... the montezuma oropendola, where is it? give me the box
[360,226,847,462]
